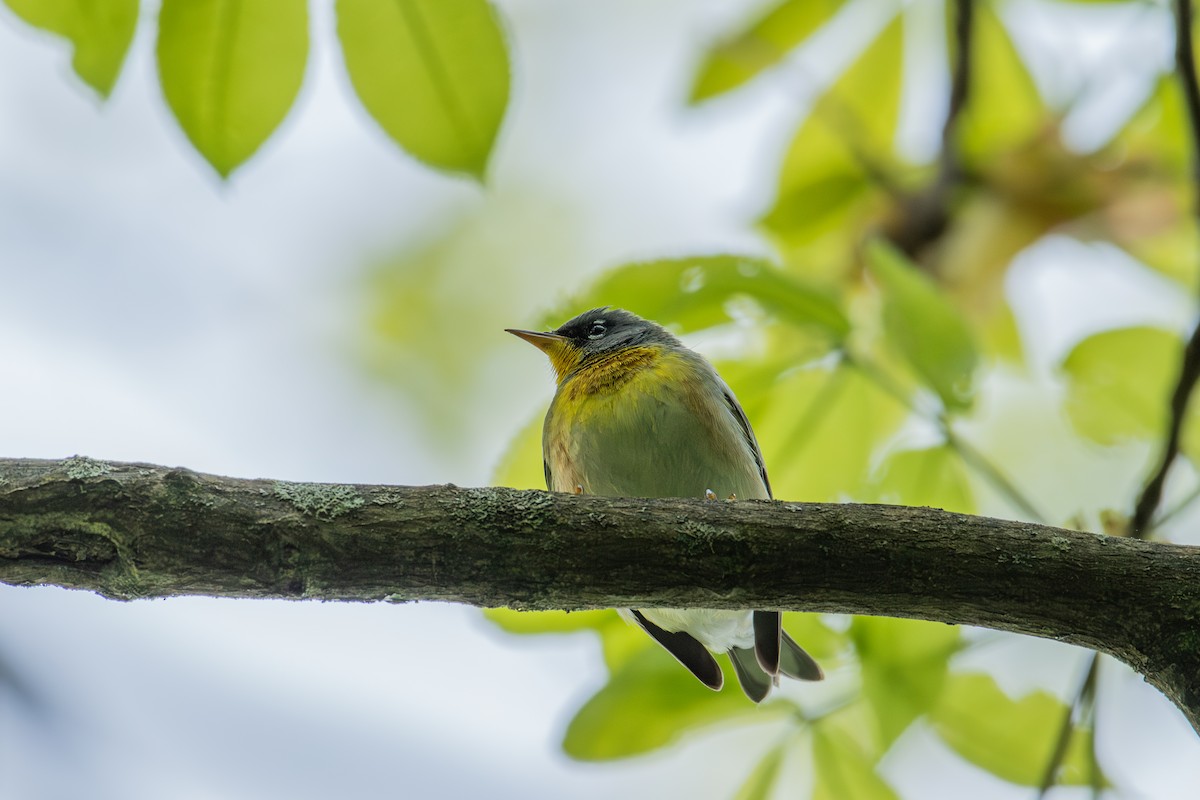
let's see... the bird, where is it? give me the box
[507,307,823,702]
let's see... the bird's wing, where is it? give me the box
[630,610,723,691]
[728,647,771,703]
[543,458,553,491]
[719,380,772,500]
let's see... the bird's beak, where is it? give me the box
[506,328,569,354]
[506,328,577,382]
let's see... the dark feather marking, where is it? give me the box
[753,611,782,675]
[729,647,771,703]
[543,459,553,491]
[721,385,772,499]
[630,610,723,691]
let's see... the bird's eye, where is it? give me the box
[587,321,607,340]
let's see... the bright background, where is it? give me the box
[2,0,1199,798]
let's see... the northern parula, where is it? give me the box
[508,307,823,701]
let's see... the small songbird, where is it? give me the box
[507,307,823,701]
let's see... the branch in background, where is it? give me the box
[3,456,1200,734]
[886,0,973,257]
[1131,0,1200,538]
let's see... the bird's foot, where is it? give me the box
[704,489,717,501]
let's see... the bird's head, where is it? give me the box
[507,307,678,383]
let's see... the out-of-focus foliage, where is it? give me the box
[2,0,136,97]
[337,0,510,179]
[486,0,1194,795]
[2,0,511,178]
[157,0,309,177]
[688,0,845,103]
[930,673,1109,787]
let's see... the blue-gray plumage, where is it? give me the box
[507,308,822,701]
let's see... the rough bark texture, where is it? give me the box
[4,456,1200,733]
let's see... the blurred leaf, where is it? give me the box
[551,256,851,342]
[954,2,1045,164]
[734,740,788,800]
[337,0,509,179]
[1116,76,1188,174]
[782,612,848,663]
[689,0,843,103]
[930,673,1110,787]
[157,0,308,177]
[563,646,767,760]
[851,616,960,747]
[492,410,546,490]
[484,607,614,634]
[1060,326,1197,454]
[482,607,648,673]
[3,0,137,96]
[867,444,975,514]
[755,362,908,502]
[865,239,979,412]
[812,721,900,800]
[763,15,903,254]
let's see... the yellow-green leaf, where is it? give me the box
[852,616,960,747]
[812,721,900,800]
[563,647,764,760]
[734,740,788,800]
[1060,326,1192,451]
[337,0,509,179]
[865,239,979,412]
[483,608,613,635]
[4,0,138,97]
[930,672,1109,787]
[492,410,545,490]
[763,15,903,245]
[550,256,850,342]
[157,0,308,177]
[867,444,975,514]
[755,361,908,502]
[689,0,844,103]
[954,2,1045,163]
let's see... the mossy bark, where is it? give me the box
[3,456,1200,733]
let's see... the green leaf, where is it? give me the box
[865,239,979,412]
[157,0,308,177]
[4,0,138,97]
[689,0,843,103]
[563,647,764,760]
[930,673,1110,787]
[1060,326,1190,451]
[812,721,900,800]
[867,444,975,514]
[763,15,903,246]
[734,740,788,800]
[337,0,510,179]
[954,2,1044,163]
[551,255,850,342]
[492,410,545,490]
[483,608,614,635]
[754,361,908,502]
[851,616,960,747]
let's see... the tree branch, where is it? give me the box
[4,456,1200,733]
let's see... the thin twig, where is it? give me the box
[887,0,974,257]
[1131,0,1200,538]
[1035,654,1100,798]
